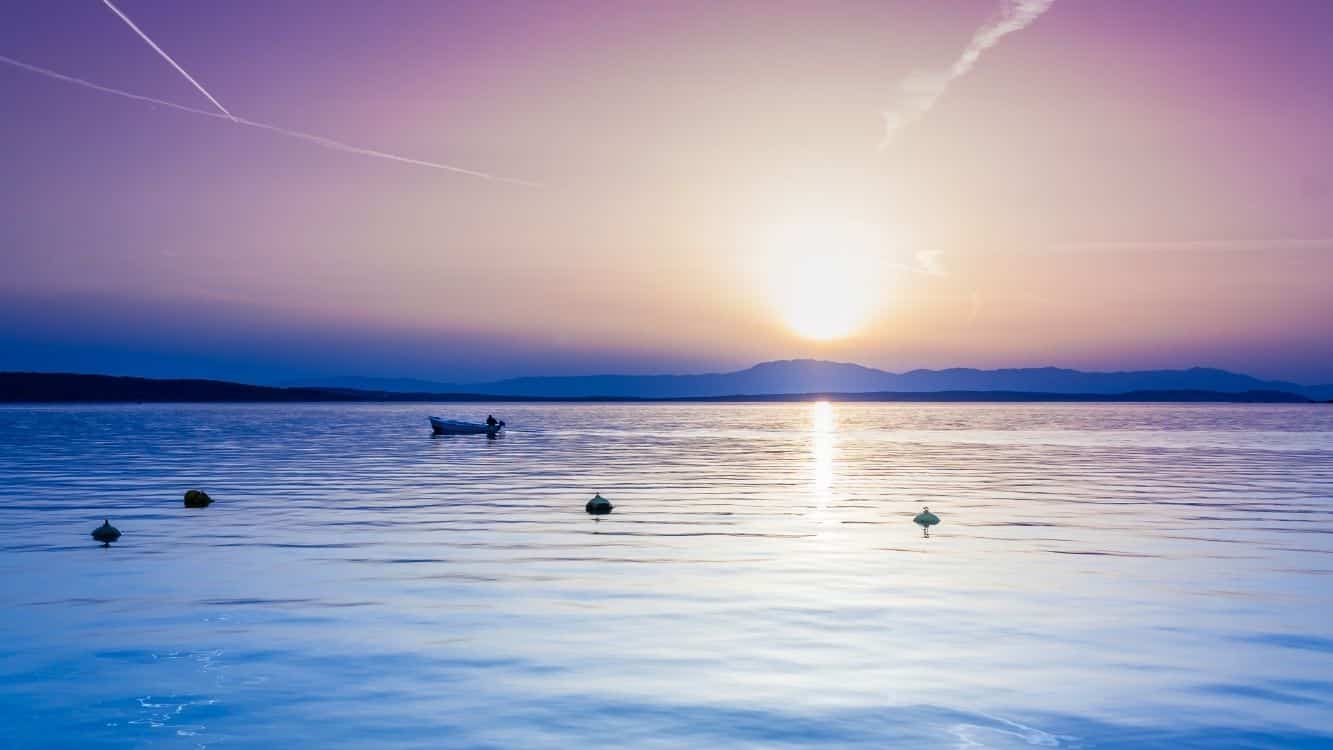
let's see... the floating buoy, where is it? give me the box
[914,506,940,537]
[585,493,613,517]
[183,489,213,508]
[91,519,121,546]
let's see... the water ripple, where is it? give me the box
[1,402,1331,748]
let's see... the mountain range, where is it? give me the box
[0,371,1317,403]
[292,359,1333,401]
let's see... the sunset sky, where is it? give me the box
[3,0,1331,383]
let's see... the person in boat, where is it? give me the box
[486,414,499,429]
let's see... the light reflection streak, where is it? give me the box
[811,401,836,522]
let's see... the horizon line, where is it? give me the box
[2,357,1329,388]
[0,371,1321,405]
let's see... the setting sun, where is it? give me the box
[757,217,893,340]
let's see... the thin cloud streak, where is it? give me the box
[1054,238,1333,253]
[879,0,1055,149]
[914,249,946,276]
[885,249,947,277]
[101,0,235,120]
[0,55,539,186]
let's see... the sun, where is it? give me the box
[756,217,892,340]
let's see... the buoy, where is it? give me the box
[585,493,613,517]
[914,506,940,537]
[91,519,121,546]
[183,489,213,508]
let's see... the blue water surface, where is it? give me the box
[1,403,1331,749]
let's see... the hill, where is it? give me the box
[294,359,1328,400]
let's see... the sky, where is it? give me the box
[2,0,1332,384]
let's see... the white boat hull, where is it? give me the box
[429,416,503,436]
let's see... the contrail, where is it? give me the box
[879,0,1055,149]
[101,0,234,120]
[0,55,539,186]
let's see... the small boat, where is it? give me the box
[429,416,504,436]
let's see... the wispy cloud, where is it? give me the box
[879,0,1055,149]
[0,55,539,186]
[101,0,234,120]
[1053,238,1333,253]
[884,249,948,278]
[914,249,947,276]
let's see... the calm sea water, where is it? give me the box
[1,403,1331,749]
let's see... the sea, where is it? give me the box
[1,402,1331,749]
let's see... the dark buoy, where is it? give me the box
[183,489,213,508]
[914,506,940,537]
[91,519,121,546]
[585,493,613,518]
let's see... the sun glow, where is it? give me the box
[756,217,893,340]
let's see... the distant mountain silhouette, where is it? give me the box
[0,372,1316,403]
[1302,384,1333,401]
[1,373,364,403]
[0,373,522,403]
[294,359,1331,400]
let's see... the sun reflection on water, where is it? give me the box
[811,400,835,501]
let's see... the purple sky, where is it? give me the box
[3,1,1332,384]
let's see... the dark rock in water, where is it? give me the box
[183,489,213,508]
[585,493,613,516]
[913,506,940,527]
[91,519,121,545]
